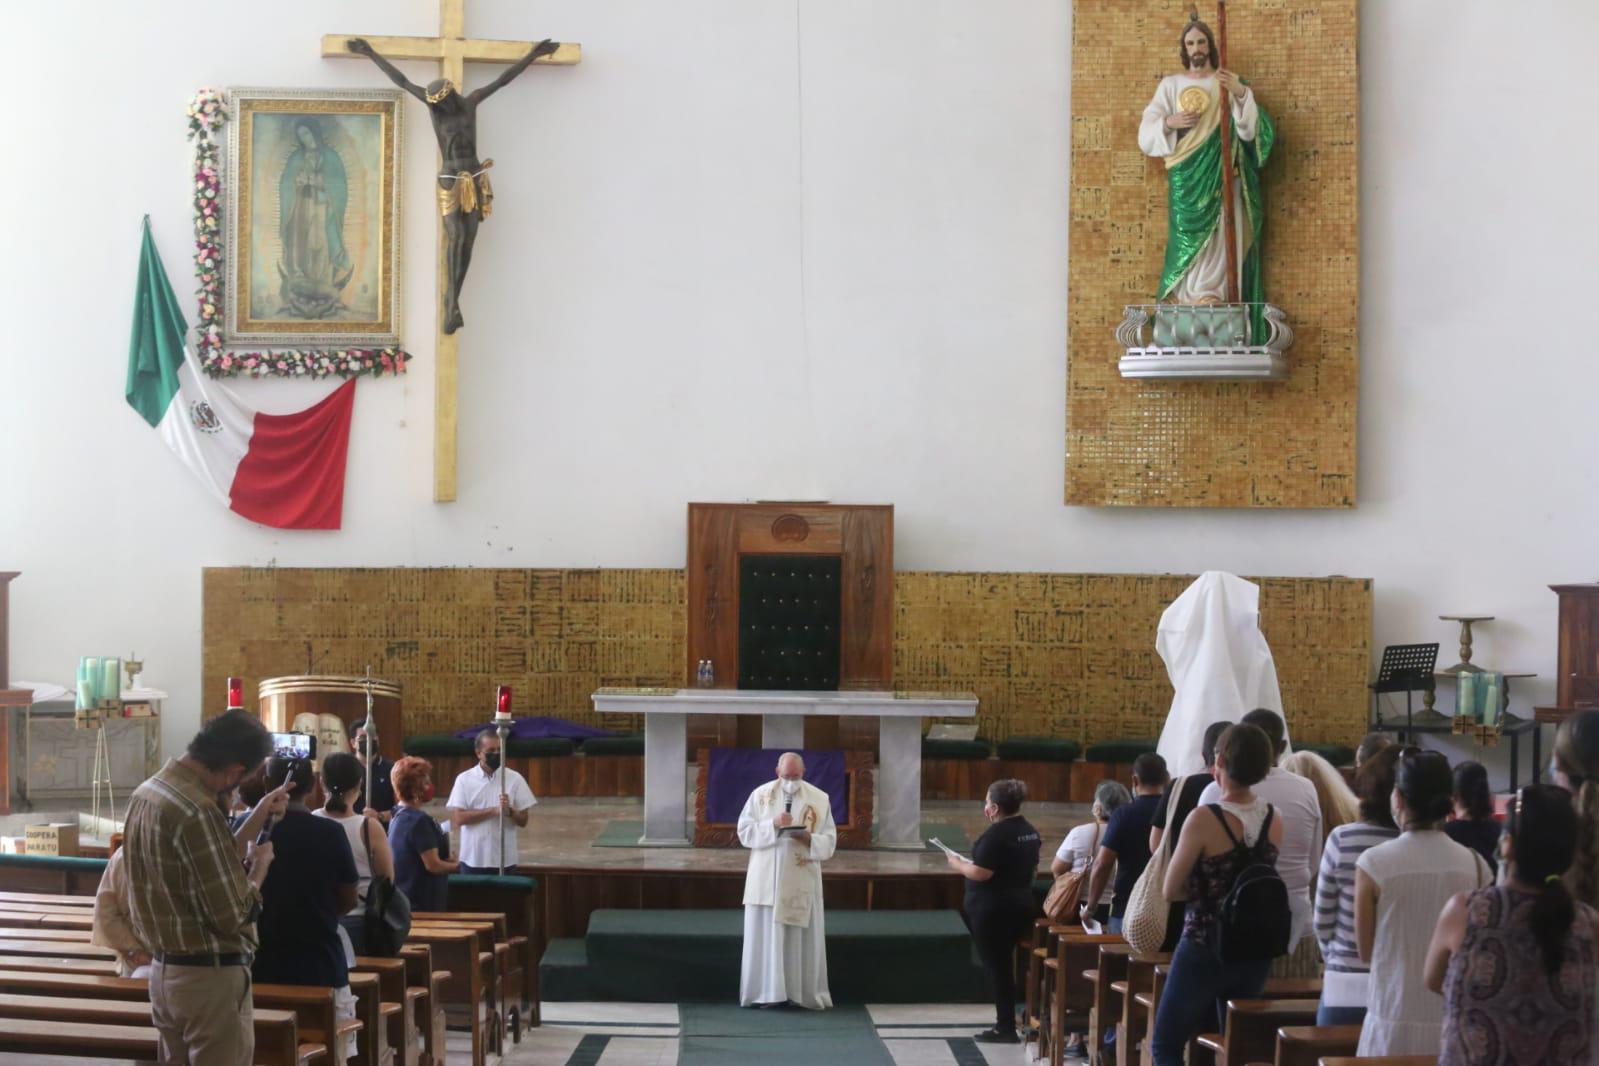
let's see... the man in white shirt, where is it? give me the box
[445,730,537,873]
[1197,709,1322,946]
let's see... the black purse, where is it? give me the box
[361,817,412,956]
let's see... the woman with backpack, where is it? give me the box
[1354,748,1492,1056]
[1149,723,1287,1066]
[314,752,396,954]
[1425,784,1597,1066]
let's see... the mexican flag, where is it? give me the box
[125,218,356,530]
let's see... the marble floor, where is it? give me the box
[456,1002,1046,1065]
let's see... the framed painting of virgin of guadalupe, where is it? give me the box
[225,88,403,349]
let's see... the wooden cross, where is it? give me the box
[322,0,580,502]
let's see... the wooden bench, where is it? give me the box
[1192,998,1321,1066]
[0,989,326,1064]
[1318,1058,1436,1066]
[1046,931,1123,1066]
[1276,1024,1360,1066]
[354,956,421,1066]
[406,924,490,1066]
[398,944,451,1066]
[413,909,529,1036]
[1088,942,1134,1057]
[1117,952,1171,1066]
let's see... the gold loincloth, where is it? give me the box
[437,159,494,219]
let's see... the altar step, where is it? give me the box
[539,908,990,1004]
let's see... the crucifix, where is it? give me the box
[322,0,580,502]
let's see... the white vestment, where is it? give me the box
[1154,571,1285,776]
[737,778,837,1009]
[1138,73,1260,304]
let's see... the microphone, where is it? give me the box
[785,794,793,814]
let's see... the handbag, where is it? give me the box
[1121,780,1186,954]
[361,817,412,956]
[1043,824,1100,922]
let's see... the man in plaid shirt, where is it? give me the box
[122,709,290,1064]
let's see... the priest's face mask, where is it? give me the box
[777,755,805,794]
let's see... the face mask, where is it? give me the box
[780,779,799,795]
[484,753,502,771]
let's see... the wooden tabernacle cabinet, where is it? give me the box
[1552,583,1599,712]
[686,503,893,690]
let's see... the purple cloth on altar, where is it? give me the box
[704,747,849,825]
[454,716,614,741]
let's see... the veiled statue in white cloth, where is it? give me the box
[1155,571,1285,776]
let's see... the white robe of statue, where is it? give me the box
[737,777,837,1009]
[1155,571,1285,776]
[1138,73,1260,304]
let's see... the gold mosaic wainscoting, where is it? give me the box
[1066,0,1359,507]
[203,568,1370,747]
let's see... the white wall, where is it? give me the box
[3,1,1594,783]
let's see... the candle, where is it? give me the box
[84,657,102,703]
[1482,678,1500,727]
[102,658,121,705]
[1456,673,1476,719]
[76,680,93,711]
[495,685,513,720]
[227,676,243,709]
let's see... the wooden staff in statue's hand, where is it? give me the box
[347,36,561,333]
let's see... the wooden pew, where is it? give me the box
[406,924,489,1066]
[1276,1025,1360,1066]
[1137,963,1169,1066]
[1319,1058,1436,1066]
[398,945,450,1066]
[1193,999,1321,1066]
[1025,918,1060,1058]
[1088,942,1134,1059]
[1047,931,1123,1066]
[0,992,324,1064]
[0,891,95,907]
[412,909,527,1038]
[1117,952,1171,1066]
[354,956,421,1066]
[0,955,120,976]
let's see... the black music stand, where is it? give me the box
[1370,643,1439,741]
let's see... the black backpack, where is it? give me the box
[361,818,412,956]
[1209,803,1292,964]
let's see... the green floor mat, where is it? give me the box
[592,819,971,851]
[677,1003,894,1064]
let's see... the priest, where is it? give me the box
[736,752,836,1009]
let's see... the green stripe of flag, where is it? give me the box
[125,216,190,428]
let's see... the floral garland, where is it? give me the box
[186,89,409,379]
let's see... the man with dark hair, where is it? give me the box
[446,729,537,873]
[1198,708,1323,958]
[349,718,397,823]
[122,709,291,1065]
[252,755,360,1054]
[1085,752,1170,934]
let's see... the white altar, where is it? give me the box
[591,687,978,848]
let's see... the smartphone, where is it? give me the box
[269,731,316,761]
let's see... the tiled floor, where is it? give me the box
[471,1002,1042,1065]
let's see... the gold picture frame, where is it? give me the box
[225,88,402,349]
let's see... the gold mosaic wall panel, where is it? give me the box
[1066,0,1358,507]
[204,568,1370,745]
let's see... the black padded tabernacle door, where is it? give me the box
[738,555,842,690]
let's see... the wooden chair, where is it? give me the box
[1275,1024,1360,1066]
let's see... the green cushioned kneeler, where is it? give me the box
[403,735,474,757]
[578,735,644,756]
[539,908,988,1004]
[0,854,108,874]
[996,736,1083,762]
[1301,742,1356,768]
[921,738,993,760]
[1084,738,1158,762]
[506,737,575,757]
[448,873,536,894]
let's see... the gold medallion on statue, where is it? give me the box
[1178,86,1210,115]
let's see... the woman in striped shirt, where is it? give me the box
[1311,744,1400,1025]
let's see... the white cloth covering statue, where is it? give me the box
[1155,571,1286,776]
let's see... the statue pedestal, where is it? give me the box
[1116,303,1292,382]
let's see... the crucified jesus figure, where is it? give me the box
[348,36,560,334]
